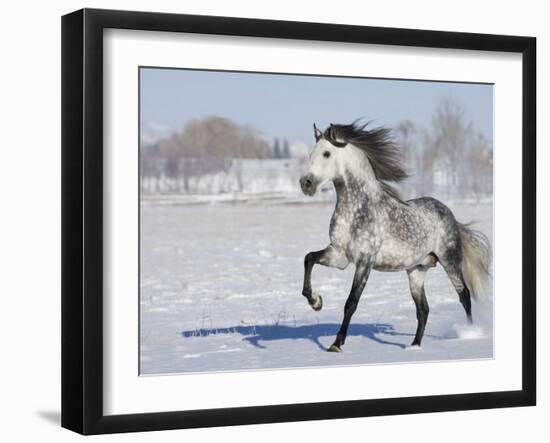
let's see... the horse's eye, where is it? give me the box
[323,151,331,158]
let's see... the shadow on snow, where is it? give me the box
[181,323,440,351]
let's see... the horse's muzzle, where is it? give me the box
[300,173,318,196]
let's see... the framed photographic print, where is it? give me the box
[61,8,536,435]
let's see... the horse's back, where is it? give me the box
[385,196,453,244]
[406,196,457,223]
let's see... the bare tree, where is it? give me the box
[396,98,492,199]
[282,139,290,158]
[395,120,418,196]
[467,132,493,199]
[273,138,281,159]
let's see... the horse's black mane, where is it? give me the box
[323,121,408,200]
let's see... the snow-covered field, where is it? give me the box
[140,196,493,375]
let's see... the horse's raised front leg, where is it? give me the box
[302,245,348,311]
[328,257,372,352]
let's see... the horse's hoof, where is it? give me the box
[327,344,342,353]
[310,294,323,312]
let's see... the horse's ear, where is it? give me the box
[329,124,340,142]
[313,123,322,142]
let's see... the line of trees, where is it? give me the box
[140,98,493,199]
[140,116,272,193]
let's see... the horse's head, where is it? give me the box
[300,121,407,197]
[300,123,348,196]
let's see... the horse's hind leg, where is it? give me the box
[450,271,473,324]
[439,256,473,324]
[407,267,429,346]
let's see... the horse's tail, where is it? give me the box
[458,223,492,302]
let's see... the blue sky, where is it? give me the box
[140,67,493,143]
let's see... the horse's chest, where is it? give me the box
[330,210,379,261]
[329,215,352,247]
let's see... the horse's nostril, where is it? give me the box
[300,176,315,194]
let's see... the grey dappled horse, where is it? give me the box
[299,122,491,353]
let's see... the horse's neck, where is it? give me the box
[334,170,383,213]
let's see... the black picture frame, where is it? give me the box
[61,8,536,435]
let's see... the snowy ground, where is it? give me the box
[140,195,493,375]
